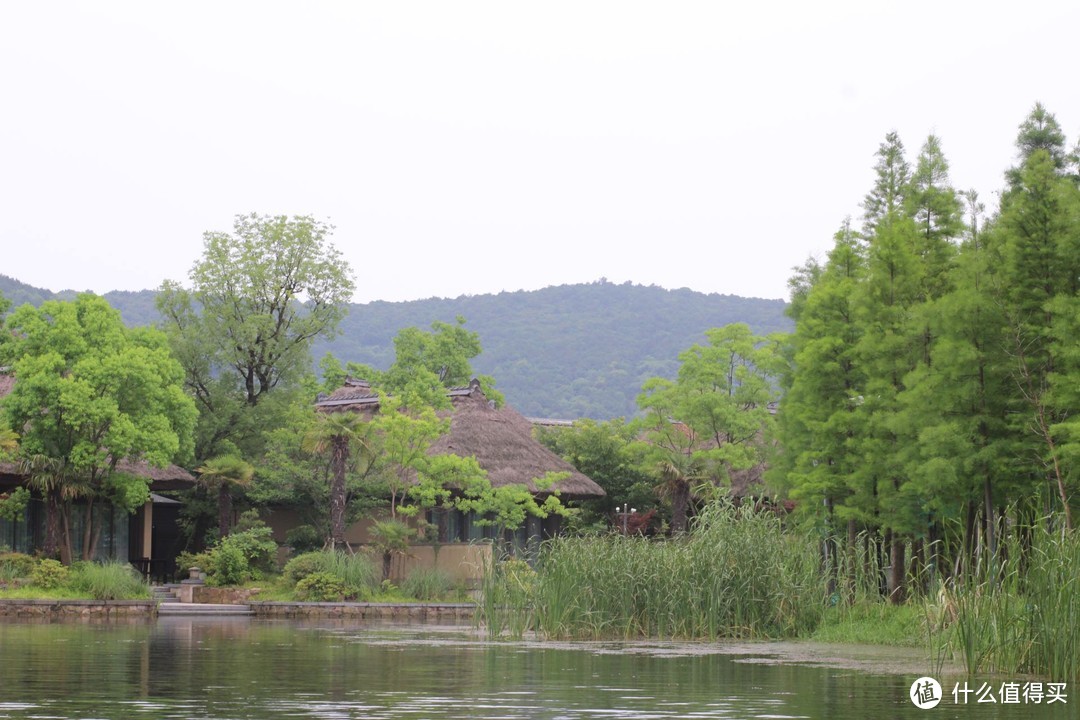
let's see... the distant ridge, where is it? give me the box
[0,275,791,419]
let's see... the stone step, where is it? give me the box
[157,602,253,616]
[151,587,180,602]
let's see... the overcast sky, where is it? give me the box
[2,2,1078,304]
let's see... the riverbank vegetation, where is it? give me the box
[0,553,150,600]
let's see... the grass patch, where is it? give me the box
[0,586,122,601]
[811,601,927,646]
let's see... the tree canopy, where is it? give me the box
[2,294,196,561]
[158,213,356,463]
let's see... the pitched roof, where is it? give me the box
[317,379,606,499]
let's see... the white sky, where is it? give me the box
[2,1,1078,303]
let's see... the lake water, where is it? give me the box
[0,618,1070,719]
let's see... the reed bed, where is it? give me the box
[936,521,1080,682]
[480,502,826,640]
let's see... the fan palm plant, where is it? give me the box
[302,411,373,551]
[196,455,255,539]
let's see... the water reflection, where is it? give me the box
[0,619,1068,719]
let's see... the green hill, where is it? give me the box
[0,275,790,419]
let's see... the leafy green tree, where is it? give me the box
[637,323,781,533]
[906,134,964,299]
[196,455,255,540]
[381,317,502,407]
[1000,147,1080,528]
[3,294,197,562]
[772,221,866,576]
[157,213,355,463]
[1008,102,1069,189]
[862,131,911,236]
[254,399,382,550]
[535,418,655,528]
[371,395,449,518]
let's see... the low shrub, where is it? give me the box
[220,525,278,575]
[282,551,325,585]
[0,552,36,581]
[208,543,249,586]
[281,550,378,600]
[31,559,70,590]
[285,525,324,554]
[295,572,347,602]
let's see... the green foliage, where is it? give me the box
[157,212,355,462]
[401,567,455,601]
[207,542,248,586]
[811,602,927,647]
[283,550,378,599]
[0,552,36,581]
[282,551,327,585]
[220,524,278,575]
[201,518,278,586]
[637,323,781,532]
[535,419,654,526]
[31,559,70,590]
[175,551,213,574]
[68,561,149,600]
[930,518,1080,682]
[2,293,197,560]
[294,571,348,602]
[481,502,824,640]
[0,487,30,523]
[285,525,325,554]
[369,519,414,555]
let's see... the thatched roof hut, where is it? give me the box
[0,370,195,490]
[316,379,605,500]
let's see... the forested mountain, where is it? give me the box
[0,275,789,419]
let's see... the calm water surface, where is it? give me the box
[0,618,1070,719]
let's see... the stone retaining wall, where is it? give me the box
[0,600,156,619]
[249,601,476,621]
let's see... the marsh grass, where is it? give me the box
[932,521,1080,682]
[401,567,456,601]
[481,502,826,640]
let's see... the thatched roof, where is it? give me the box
[0,370,195,490]
[318,379,606,499]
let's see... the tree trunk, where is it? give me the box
[984,475,996,560]
[59,503,73,566]
[889,533,906,604]
[329,435,348,550]
[42,487,62,560]
[218,484,232,539]
[670,479,690,534]
[82,499,95,561]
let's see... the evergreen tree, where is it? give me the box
[862,131,911,236]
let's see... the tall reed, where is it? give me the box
[935,519,1080,682]
[481,501,825,640]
